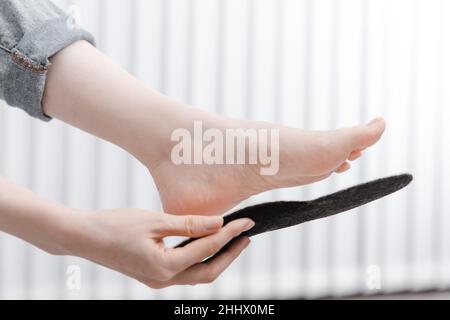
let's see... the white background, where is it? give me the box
[0,0,449,299]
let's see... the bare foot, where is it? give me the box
[41,42,385,216]
[150,117,386,215]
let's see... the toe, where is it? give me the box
[359,118,386,147]
[348,150,363,161]
[344,118,386,150]
[335,161,351,173]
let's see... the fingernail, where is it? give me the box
[242,219,255,232]
[205,216,223,230]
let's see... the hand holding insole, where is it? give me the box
[176,174,413,249]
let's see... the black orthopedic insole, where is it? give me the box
[176,174,413,248]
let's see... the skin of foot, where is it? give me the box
[150,116,386,215]
[43,41,386,216]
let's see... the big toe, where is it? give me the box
[343,117,386,150]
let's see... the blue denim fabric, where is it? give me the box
[0,0,95,121]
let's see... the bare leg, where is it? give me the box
[43,41,385,215]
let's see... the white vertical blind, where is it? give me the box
[0,0,449,299]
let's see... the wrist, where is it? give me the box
[50,207,92,257]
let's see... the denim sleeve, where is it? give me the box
[0,0,95,121]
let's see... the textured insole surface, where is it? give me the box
[176,173,413,248]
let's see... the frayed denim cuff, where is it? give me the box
[1,18,95,121]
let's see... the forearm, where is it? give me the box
[0,176,80,255]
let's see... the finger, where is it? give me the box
[163,218,254,274]
[156,214,224,238]
[335,161,351,173]
[166,237,251,287]
[348,150,363,161]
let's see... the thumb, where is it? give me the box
[159,214,224,238]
